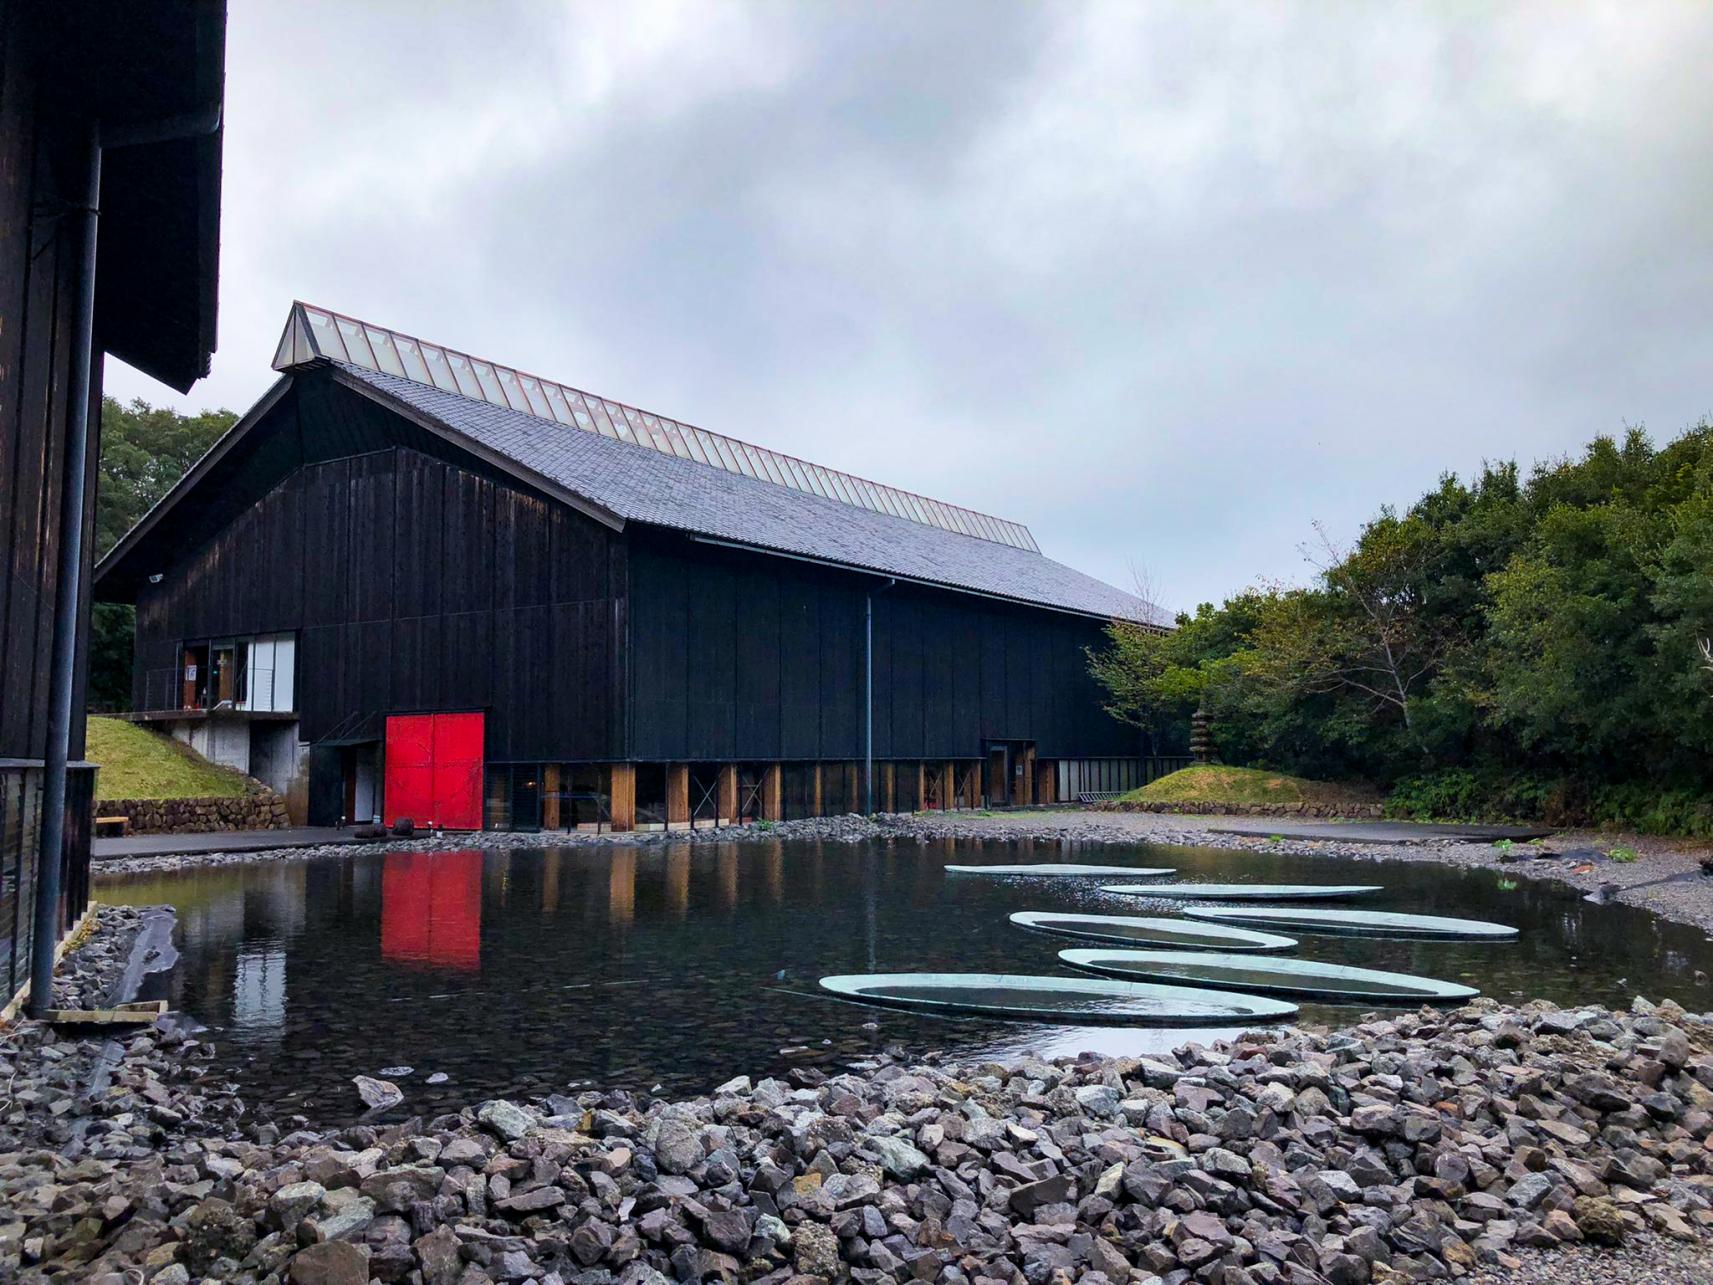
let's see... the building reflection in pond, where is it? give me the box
[717,846,739,909]
[607,850,636,926]
[664,848,690,918]
[233,946,286,1033]
[381,851,483,971]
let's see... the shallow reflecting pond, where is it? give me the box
[99,838,1713,1123]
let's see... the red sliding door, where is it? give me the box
[385,712,484,830]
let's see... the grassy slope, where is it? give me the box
[86,716,252,801]
[1121,764,1376,806]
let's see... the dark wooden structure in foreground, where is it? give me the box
[0,1,226,1007]
[98,304,1166,832]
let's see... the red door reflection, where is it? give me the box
[381,851,483,970]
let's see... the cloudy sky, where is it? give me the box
[106,1,1713,614]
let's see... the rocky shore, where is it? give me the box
[94,806,1713,944]
[6,907,1713,1284]
[89,809,1465,880]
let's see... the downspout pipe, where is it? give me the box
[863,577,896,815]
[29,105,221,1018]
[28,125,101,1017]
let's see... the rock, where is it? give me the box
[414,1225,461,1285]
[1011,1172,1076,1217]
[1074,1084,1122,1118]
[269,1180,326,1230]
[1572,1196,1626,1245]
[182,1197,257,1272]
[353,1075,403,1111]
[866,1133,930,1179]
[290,1241,370,1285]
[793,1222,840,1277]
[477,1099,534,1141]
[652,1111,704,1175]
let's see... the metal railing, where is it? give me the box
[137,665,281,714]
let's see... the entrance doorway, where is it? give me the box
[384,712,485,830]
[983,740,1036,807]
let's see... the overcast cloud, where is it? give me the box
[105,1,1713,613]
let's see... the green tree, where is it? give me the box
[89,397,235,709]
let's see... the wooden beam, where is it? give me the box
[666,763,690,826]
[762,764,783,821]
[542,765,561,830]
[717,764,738,824]
[944,761,956,810]
[811,764,823,817]
[609,764,636,832]
[882,762,895,813]
[1020,746,1037,805]
[845,763,859,814]
[1036,758,1056,805]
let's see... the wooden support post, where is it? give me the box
[917,763,928,811]
[717,764,738,823]
[542,765,562,830]
[762,763,783,821]
[609,764,636,832]
[811,764,823,817]
[1036,759,1056,805]
[943,761,955,810]
[666,763,689,826]
[882,762,895,812]
[845,763,859,814]
[1020,746,1037,805]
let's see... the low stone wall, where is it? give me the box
[1099,798,1385,818]
[94,790,290,834]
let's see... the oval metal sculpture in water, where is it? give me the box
[1008,911,1298,952]
[1060,949,1480,1003]
[818,973,1297,1024]
[945,863,1175,878]
[1183,906,1519,939]
[1100,883,1381,900]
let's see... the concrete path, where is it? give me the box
[92,826,362,861]
[1204,818,1553,844]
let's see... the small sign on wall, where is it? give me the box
[185,664,197,680]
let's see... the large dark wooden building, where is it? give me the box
[1,1,226,1007]
[97,304,1165,832]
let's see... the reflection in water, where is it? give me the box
[608,851,636,926]
[381,851,482,971]
[233,947,286,1032]
[99,838,1713,1125]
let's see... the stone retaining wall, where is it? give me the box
[94,791,290,834]
[1098,798,1385,818]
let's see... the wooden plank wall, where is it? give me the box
[628,533,1135,764]
[0,14,90,762]
[133,443,628,762]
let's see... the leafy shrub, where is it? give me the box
[1386,767,1713,836]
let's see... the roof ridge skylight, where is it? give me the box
[271,302,1041,552]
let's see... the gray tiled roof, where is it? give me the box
[340,362,1165,624]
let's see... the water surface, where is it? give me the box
[99,838,1713,1122]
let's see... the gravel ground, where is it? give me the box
[1467,1231,1713,1283]
[10,905,1713,1282]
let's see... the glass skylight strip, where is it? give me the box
[278,303,1039,551]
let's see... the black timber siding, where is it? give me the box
[133,443,628,762]
[627,532,1136,763]
[0,11,101,765]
